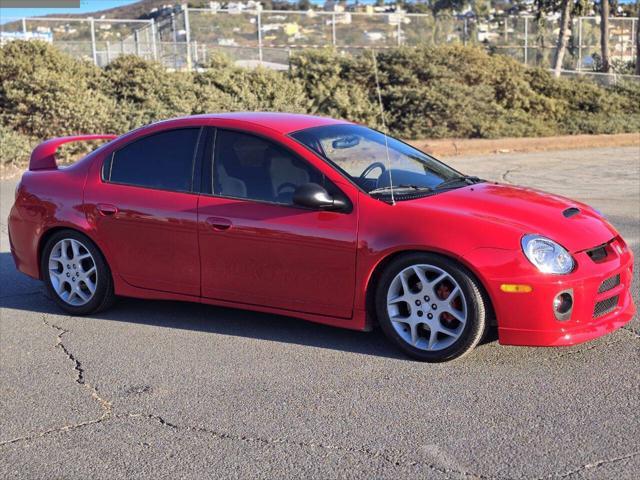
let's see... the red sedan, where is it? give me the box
[8,113,635,361]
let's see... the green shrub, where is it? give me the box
[103,54,202,131]
[0,41,116,139]
[289,49,380,126]
[195,53,311,113]
[0,39,637,169]
[0,125,34,167]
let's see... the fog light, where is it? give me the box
[553,289,573,321]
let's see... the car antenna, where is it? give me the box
[371,49,395,205]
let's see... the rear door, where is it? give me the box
[197,128,358,318]
[85,127,204,296]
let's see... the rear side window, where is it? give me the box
[104,128,202,192]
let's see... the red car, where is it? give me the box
[8,113,635,361]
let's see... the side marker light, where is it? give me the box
[500,284,533,293]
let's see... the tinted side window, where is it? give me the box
[213,130,328,205]
[106,128,201,192]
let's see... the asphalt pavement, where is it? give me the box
[1,146,639,479]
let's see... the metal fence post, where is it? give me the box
[577,17,583,71]
[134,29,140,56]
[332,13,336,46]
[21,17,27,35]
[463,17,468,46]
[106,41,111,63]
[257,9,263,63]
[171,12,178,70]
[524,17,528,66]
[89,17,98,66]
[397,14,402,46]
[151,19,158,60]
[183,5,192,70]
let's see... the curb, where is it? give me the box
[409,133,640,158]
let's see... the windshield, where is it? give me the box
[290,124,464,197]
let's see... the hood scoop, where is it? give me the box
[563,207,581,218]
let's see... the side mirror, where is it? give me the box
[292,183,347,211]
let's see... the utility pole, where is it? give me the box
[635,15,639,75]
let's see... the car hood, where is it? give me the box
[411,182,617,253]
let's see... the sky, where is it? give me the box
[0,0,139,23]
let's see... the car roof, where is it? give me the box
[187,112,350,135]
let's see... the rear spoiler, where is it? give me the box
[29,134,118,171]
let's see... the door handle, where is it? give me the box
[97,203,118,216]
[205,217,232,231]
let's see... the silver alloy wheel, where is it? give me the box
[48,238,98,306]
[386,264,467,351]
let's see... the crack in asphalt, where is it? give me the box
[40,315,112,415]
[5,408,637,480]
[548,450,640,478]
[123,412,495,479]
[3,316,482,476]
[500,166,521,184]
[0,401,489,479]
[0,417,109,447]
[0,314,113,447]
[0,409,493,479]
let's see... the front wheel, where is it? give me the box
[41,230,115,315]
[375,253,488,362]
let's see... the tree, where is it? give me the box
[599,0,610,72]
[636,11,640,75]
[553,0,573,76]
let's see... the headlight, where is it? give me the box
[521,234,574,274]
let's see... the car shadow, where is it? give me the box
[0,252,499,360]
[0,252,410,359]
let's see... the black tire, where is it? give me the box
[41,229,115,315]
[375,252,487,362]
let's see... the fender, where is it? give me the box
[30,135,117,171]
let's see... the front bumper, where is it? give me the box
[464,236,636,347]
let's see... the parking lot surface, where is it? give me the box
[1,146,639,479]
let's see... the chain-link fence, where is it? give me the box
[1,15,156,67]
[1,8,638,78]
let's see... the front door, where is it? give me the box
[198,129,358,318]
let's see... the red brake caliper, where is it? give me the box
[436,282,459,327]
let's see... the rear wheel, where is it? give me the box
[41,230,115,315]
[375,253,487,362]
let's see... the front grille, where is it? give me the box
[587,245,608,262]
[593,295,619,318]
[598,274,620,294]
